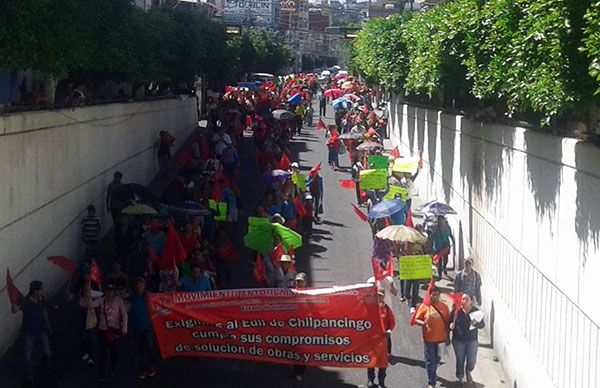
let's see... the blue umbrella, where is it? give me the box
[168,201,211,216]
[332,97,351,109]
[421,200,457,215]
[287,93,302,104]
[368,199,406,220]
[261,169,292,184]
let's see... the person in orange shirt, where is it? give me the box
[414,286,450,388]
[367,286,395,388]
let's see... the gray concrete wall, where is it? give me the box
[387,97,600,388]
[0,97,198,354]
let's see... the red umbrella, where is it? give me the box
[323,89,343,99]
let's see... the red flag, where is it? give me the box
[316,118,325,130]
[287,245,296,272]
[271,243,284,267]
[294,196,307,218]
[446,292,463,315]
[211,182,223,202]
[47,256,78,275]
[90,259,102,284]
[351,203,368,222]
[175,148,192,166]
[432,246,450,264]
[253,254,268,286]
[277,154,291,170]
[410,278,435,326]
[6,269,23,305]
[406,208,413,228]
[309,162,321,177]
[390,146,400,158]
[162,223,187,267]
[245,115,253,126]
[339,179,355,189]
[371,256,394,281]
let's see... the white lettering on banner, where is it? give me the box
[224,0,273,27]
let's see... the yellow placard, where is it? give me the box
[399,255,433,280]
[383,185,408,201]
[292,172,306,191]
[209,199,228,222]
[359,169,388,190]
[392,157,419,174]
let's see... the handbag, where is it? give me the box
[85,307,97,330]
[102,300,122,345]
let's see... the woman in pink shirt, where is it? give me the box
[87,283,128,383]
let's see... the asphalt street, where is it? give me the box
[0,104,508,388]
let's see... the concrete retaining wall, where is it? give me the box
[387,97,600,388]
[0,97,198,354]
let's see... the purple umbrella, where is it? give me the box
[262,169,291,184]
[421,200,457,215]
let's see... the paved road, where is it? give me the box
[0,105,508,388]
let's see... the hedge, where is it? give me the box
[351,0,599,124]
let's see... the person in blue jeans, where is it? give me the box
[450,293,485,385]
[11,280,52,387]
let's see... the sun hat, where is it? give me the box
[280,254,295,263]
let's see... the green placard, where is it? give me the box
[383,185,408,201]
[359,169,388,190]
[368,155,389,170]
[208,199,228,222]
[292,172,306,191]
[399,255,433,280]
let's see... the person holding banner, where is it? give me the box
[367,286,395,388]
[292,272,309,381]
[414,286,451,388]
[129,277,157,380]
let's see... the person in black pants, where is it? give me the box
[319,94,327,117]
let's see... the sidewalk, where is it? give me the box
[381,137,509,387]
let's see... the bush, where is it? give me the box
[351,0,600,124]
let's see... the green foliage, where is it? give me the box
[0,0,243,87]
[353,13,412,89]
[583,1,600,94]
[229,28,292,77]
[350,0,600,123]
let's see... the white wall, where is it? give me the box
[387,97,600,388]
[0,97,198,354]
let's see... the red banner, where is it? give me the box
[148,284,388,368]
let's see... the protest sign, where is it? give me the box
[368,155,389,170]
[209,200,228,222]
[383,186,408,201]
[359,169,388,190]
[148,284,388,368]
[244,217,274,253]
[391,157,419,174]
[292,172,306,191]
[399,255,433,280]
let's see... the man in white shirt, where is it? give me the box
[212,127,232,156]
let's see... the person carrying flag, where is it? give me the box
[366,286,395,388]
[414,286,451,388]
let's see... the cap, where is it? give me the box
[280,254,295,263]
[291,162,299,168]
[305,194,313,200]
[271,213,286,224]
[295,272,307,282]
